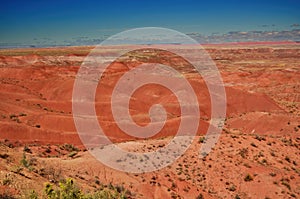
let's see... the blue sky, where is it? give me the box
[0,0,299,46]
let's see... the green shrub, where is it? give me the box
[21,153,30,168]
[27,190,38,199]
[198,137,206,143]
[44,178,84,199]
[2,176,11,185]
[68,151,78,158]
[44,178,130,199]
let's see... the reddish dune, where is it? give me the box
[0,45,298,144]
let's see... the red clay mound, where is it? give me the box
[0,45,299,146]
[0,44,299,199]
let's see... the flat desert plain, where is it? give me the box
[0,42,299,198]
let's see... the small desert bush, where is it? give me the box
[21,153,30,168]
[68,151,78,158]
[61,144,79,152]
[43,178,130,199]
[196,193,204,199]
[239,148,248,158]
[44,178,83,199]
[244,174,253,182]
[2,175,11,185]
[0,193,16,199]
[0,153,9,159]
[198,137,206,143]
[27,190,38,199]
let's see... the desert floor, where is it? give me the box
[0,42,299,198]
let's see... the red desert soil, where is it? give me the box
[0,43,299,198]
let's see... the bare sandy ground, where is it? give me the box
[0,42,299,198]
